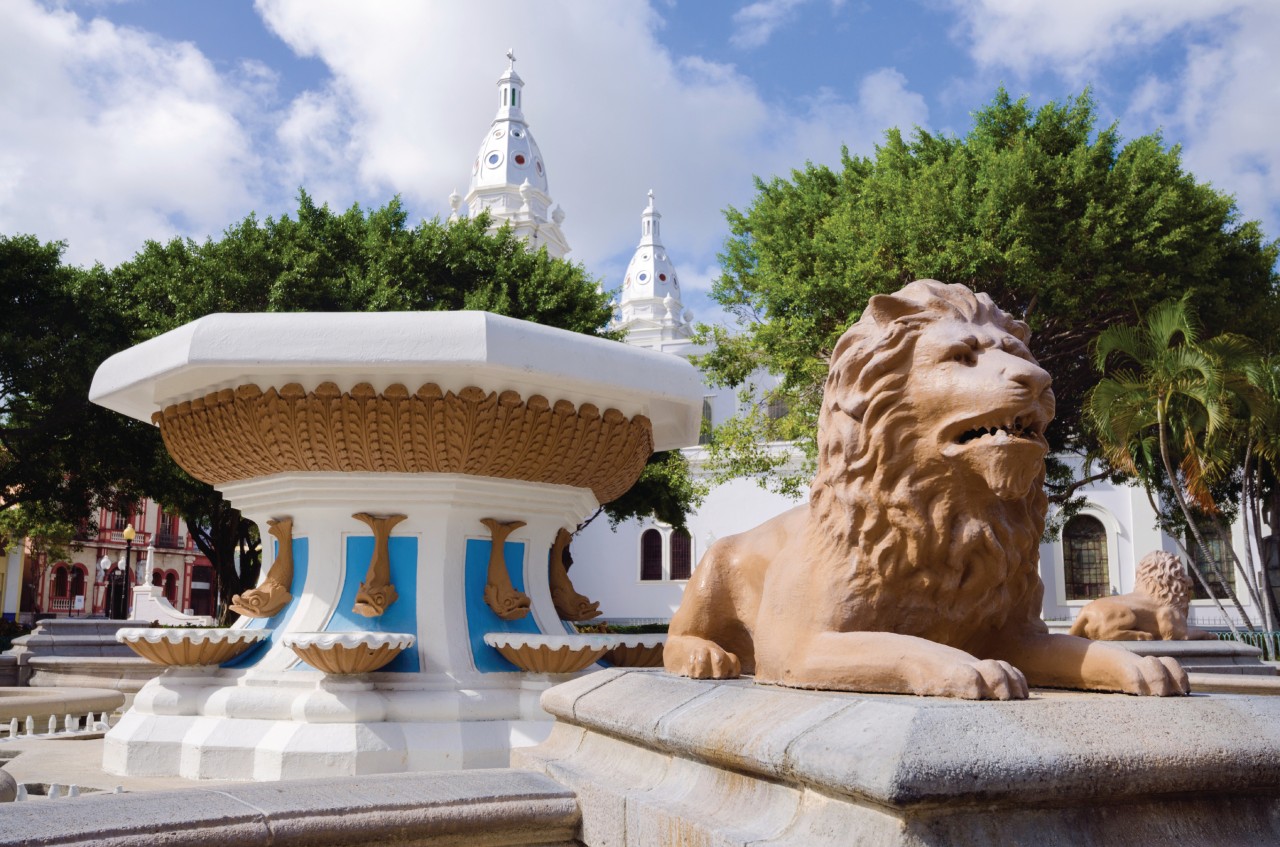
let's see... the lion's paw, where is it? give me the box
[1117,655,1189,696]
[937,659,1029,700]
[663,635,741,680]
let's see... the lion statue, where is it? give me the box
[1069,550,1217,641]
[664,280,1188,699]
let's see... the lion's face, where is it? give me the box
[903,316,1055,501]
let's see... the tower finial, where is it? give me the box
[506,48,516,67]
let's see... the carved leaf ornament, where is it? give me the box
[153,383,653,504]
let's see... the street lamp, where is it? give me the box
[122,524,136,590]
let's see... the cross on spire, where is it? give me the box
[506,49,516,68]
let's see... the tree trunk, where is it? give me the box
[1145,486,1239,637]
[1157,405,1254,630]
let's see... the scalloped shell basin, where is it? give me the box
[483,633,665,674]
[118,628,269,667]
[88,311,703,455]
[284,632,416,675]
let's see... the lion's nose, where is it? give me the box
[1006,359,1052,396]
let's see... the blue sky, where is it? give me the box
[2,1,1276,326]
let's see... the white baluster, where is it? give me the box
[47,716,56,735]
[67,785,79,798]
[7,718,15,737]
[23,716,33,736]
[48,784,62,799]
[14,784,26,801]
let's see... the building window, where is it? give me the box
[1188,528,1234,600]
[670,530,693,581]
[766,396,788,422]
[158,512,181,548]
[1063,515,1109,600]
[69,567,85,601]
[164,572,178,605]
[640,529,663,581]
[699,397,714,445]
[52,565,69,599]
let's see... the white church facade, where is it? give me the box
[454,56,1264,633]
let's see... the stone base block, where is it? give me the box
[0,768,579,847]
[514,668,1280,846]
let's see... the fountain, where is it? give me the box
[89,310,702,780]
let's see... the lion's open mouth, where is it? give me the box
[954,417,1042,446]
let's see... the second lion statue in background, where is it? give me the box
[664,280,1189,699]
[1069,550,1217,641]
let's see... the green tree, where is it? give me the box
[700,89,1280,500]
[1087,298,1263,629]
[0,235,157,525]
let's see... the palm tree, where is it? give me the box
[1087,297,1255,630]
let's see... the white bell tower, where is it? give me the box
[451,50,570,259]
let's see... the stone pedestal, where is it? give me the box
[514,669,1280,846]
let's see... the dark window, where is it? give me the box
[69,567,85,599]
[113,511,129,531]
[164,572,178,605]
[1064,515,1109,600]
[52,565,69,599]
[152,569,163,587]
[766,396,788,422]
[640,529,663,581]
[670,530,693,581]
[1188,528,1235,600]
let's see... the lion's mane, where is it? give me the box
[1134,550,1192,611]
[809,280,1047,642]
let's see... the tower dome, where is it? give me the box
[612,191,693,349]
[458,51,570,258]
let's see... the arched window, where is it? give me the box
[152,569,163,587]
[69,567,86,600]
[1187,528,1234,600]
[1063,515,1109,600]
[669,530,693,581]
[52,565,69,599]
[640,529,663,581]
[699,397,713,445]
[163,572,178,605]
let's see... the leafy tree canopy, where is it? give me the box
[701,89,1280,500]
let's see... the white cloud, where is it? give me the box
[0,0,932,298]
[948,0,1280,240]
[730,0,810,49]
[253,1,930,282]
[0,1,265,265]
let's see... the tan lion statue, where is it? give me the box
[664,280,1188,699]
[1069,550,1217,641]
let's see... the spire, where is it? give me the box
[612,190,692,348]
[461,52,569,258]
[495,48,525,122]
[640,189,661,248]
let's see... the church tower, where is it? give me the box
[450,51,570,259]
[611,190,694,350]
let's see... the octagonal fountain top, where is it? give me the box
[90,310,702,451]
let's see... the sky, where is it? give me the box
[2,0,1277,326]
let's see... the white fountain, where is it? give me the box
[90,311,701,780]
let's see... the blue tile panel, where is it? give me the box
[465,538,540,672]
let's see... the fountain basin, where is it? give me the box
[484,633,614,674]
[89,310,703,780]
[602,635,666,668]
[117,628,269,667]
[284,632,416,674]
